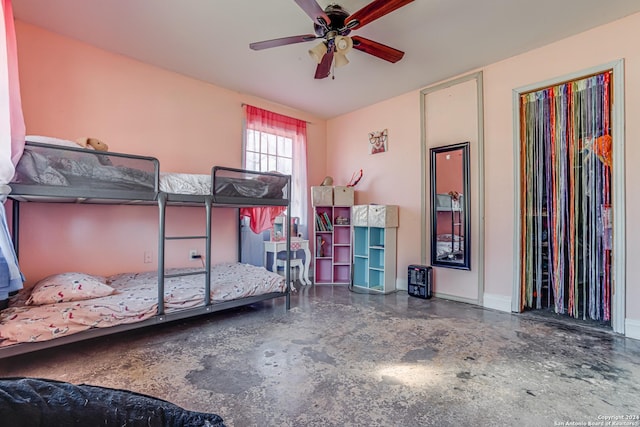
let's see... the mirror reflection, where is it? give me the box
[430,142,471,270]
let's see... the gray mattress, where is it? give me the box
[14,145,156,192]
[11,142,290,203]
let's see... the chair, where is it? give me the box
[276,257,305,284]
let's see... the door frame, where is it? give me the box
[511,59,626,334]
[420,71,485,305]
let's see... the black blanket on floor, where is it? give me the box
[0,377,226,427]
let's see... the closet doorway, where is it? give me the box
[512,61,626,333]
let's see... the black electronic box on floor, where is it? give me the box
[407,265,432,299]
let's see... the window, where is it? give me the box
[243,105,308,237]
[245,130,292,176]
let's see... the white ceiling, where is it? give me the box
[12,0,640,119]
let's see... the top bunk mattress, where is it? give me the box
[10,140,290,206]
[11,140,159,202]
[210,167,290,206]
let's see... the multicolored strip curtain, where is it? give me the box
[520,72,612,323]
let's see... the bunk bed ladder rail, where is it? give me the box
[285,197,291,310]
[157,192,213,316]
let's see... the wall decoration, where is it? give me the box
[369,129,388,154]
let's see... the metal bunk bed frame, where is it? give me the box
[2,144,292,358]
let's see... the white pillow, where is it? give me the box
[26,272,115,305]
[26,135,82,149]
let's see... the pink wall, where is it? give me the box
[13,21,327,284]
[326,93,422,289]
[421,75,480,301]
[328,12,640,330]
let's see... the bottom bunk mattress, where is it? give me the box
[0,263,286,347]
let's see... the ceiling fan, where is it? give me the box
[249,0,415,79]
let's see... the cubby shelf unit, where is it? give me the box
[351,204,398,294]
[313,205,352,285]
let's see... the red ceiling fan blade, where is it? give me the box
[345,0,414,30]
[351,36,405,63]
[314,49,334,79]
[294,0,331,26]
[250,34,317,51]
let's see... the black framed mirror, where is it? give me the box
[430,142,471,270]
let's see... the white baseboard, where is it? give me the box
[625,318,640,341]
[433,292,479,306]
[483,293,512,313]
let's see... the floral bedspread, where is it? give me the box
[0,263,286,346]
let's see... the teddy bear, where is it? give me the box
[76,137,109,152]
[76,137,111,165]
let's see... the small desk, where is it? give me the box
[264,239,311,285]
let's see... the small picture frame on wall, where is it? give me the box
[369,129,388,154]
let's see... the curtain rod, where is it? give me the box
[241,103,312,124]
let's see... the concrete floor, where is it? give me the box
[1,284,639,427]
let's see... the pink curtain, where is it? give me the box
[241,105,309,267]
[1,0,25,302]
[245,104,307,136]
[244,105,309,235]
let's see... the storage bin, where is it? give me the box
[311,186,333,206]
[333,186,354,206]
[351,205,369,226]
[368,204,399,228]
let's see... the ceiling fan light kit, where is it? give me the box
[334,52,349,68]
[250,0,415,79]
[308,42,328,64]
[335,35,353,53]
[333,35,352,67]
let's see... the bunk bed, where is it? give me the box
[0,140,293,358]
